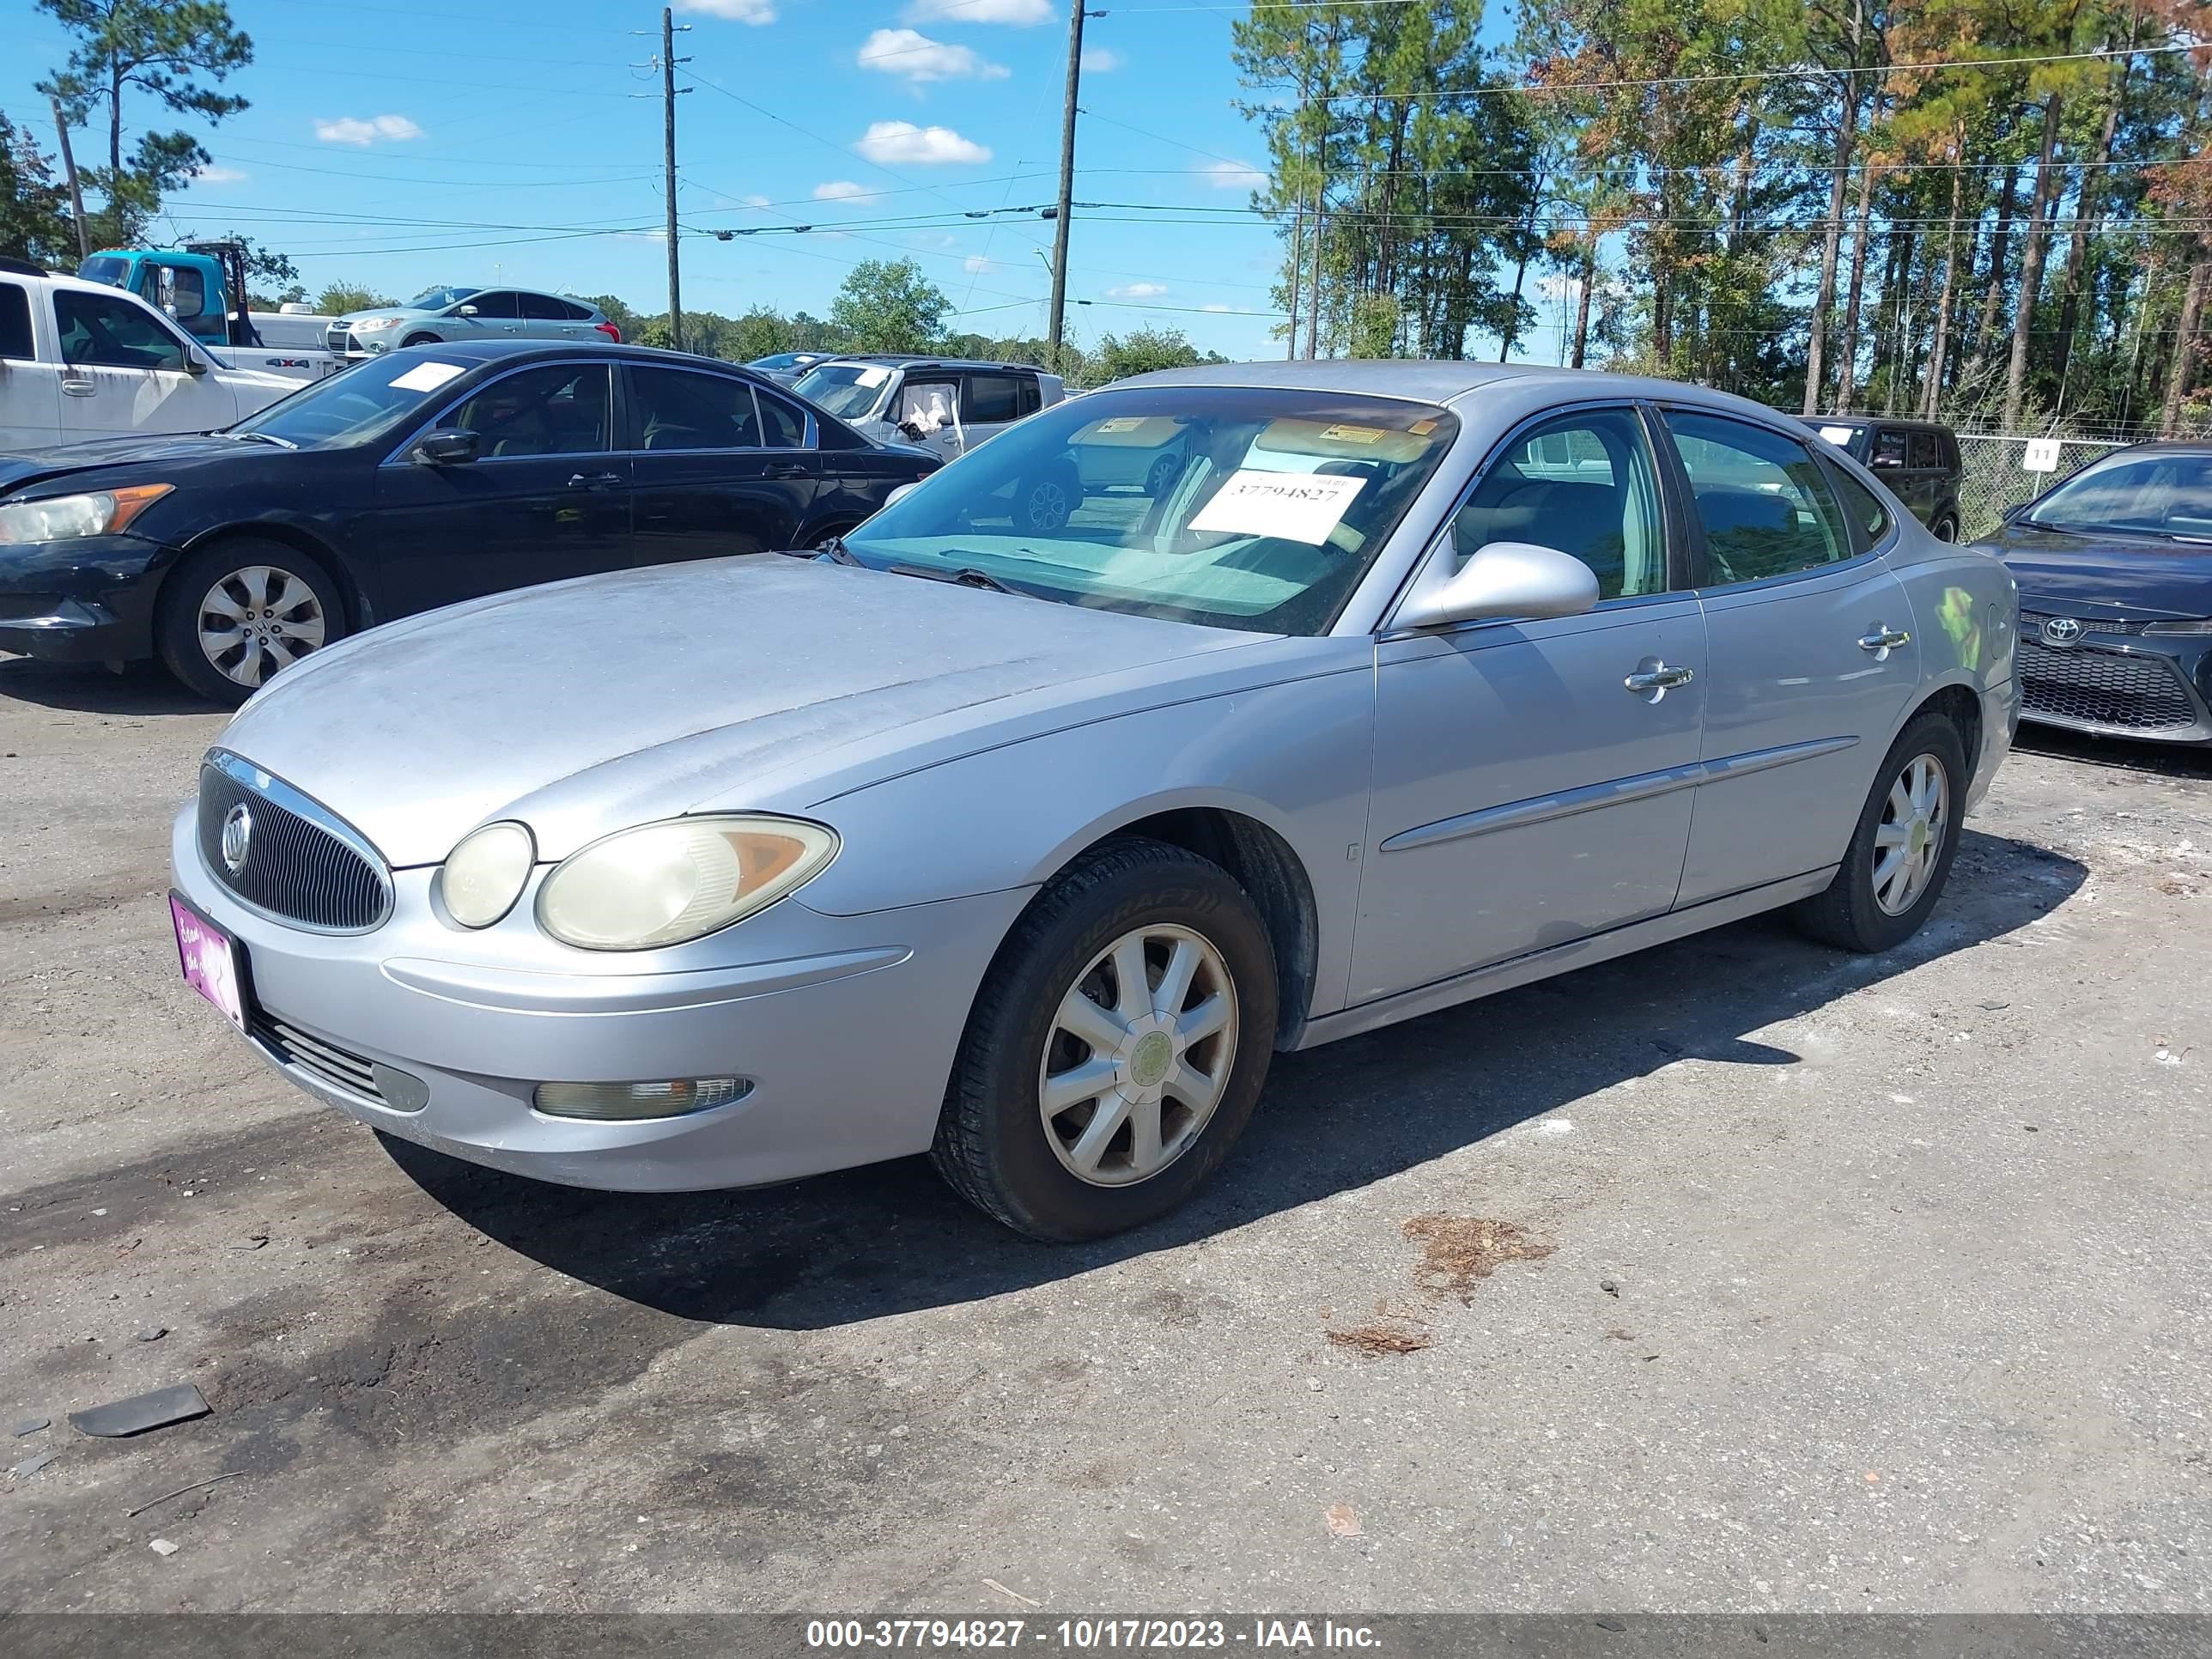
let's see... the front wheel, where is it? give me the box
[157,540,346,706]
[931,837,1278,1241]
[400,331,441,349]
[1791,710,1967,953]
[1014,462,1080,534]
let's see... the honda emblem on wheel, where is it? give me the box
[2042,616,2083,646]
[221,803,254,872]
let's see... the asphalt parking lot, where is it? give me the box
[2,651,2208,1615]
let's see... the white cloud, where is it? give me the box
[860,27,1009,82]
[1198,159,1267,191]
[1535,273,1584,301]
[1108,282,1168,300]
[190,164,247,185]
[903,0,1048,21]
[1201,303,1234,313]
[855,120,991,165]
[314,114,423,146]
[812,180,877,201]
[1079,46,1124,72]
[741,193,772,209]
[963,254,994,274]
[676,0,776,21]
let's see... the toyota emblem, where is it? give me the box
[221,802,254,872]
[2042,616,2083,646]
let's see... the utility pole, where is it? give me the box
[1047,0,1089,363]
[50,97,88,260]
[661,8,685,353]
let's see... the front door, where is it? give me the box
[52,288,234,440]
[1351,405,1707,1004]
[1659,408,1921,903]
[370,361,631,617]
[623,364,817,563]
[890,375,963,464]
[0,280,59,451]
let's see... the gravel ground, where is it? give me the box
[1,653,2207,1614]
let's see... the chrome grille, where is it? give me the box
[2021,611,2146,636]
[2018,641,2198,732]
[197,752,392,932]
[253,1012,386,1103]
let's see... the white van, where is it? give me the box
[790,356,1064,463]
[0,261,301,455]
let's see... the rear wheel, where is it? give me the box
[1014,461,1080,534]
[157,539,346,706]
[1930,514,1959,543]
[1791,710,1966,953]
[931,837,1278,1241]
[1144,452,1183,497]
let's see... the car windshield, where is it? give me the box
[2026,453,2212,540]
[402,284,477,312]
[793,362,890,420]
[230,354,477,448]
[842,386,1460,635]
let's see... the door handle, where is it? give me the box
[764,462,811,479]
[1858,627,1911,653]
[1624,664,1695,694]
[61,378,95,397]
[566,471,622,489]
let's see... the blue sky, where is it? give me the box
[7,0,1565,362]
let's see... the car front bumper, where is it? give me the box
[171,805,1033,1192]
[2014,624,2212,746]
[0,534,170,663]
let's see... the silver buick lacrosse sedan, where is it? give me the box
[170,362,2019,1239]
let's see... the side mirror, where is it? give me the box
[410,428,482,465]
[182,354,208,377]
[1999,501,2026,525]
[1394,541,1599,631]
[885,480,921,508]
[456,304,480,318]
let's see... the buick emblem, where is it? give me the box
[221,803,254,872]
[2042,616,2083,646]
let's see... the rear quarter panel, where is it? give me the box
[1887,544,2019,806]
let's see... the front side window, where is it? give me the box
[963,374,1020,424]
[405,285,478,311]
[1443,408,1669,600]
[792,362,890,421]
[627,366,761,451]
[1871,429,1910,470]
[443,362,613,457]
[457,290,518,319]
[1665,410,1851,585]
[844,386,1458,635]
[896,379,959,433]
[54,290,190,371]
[167,266,211,325]
[2025,454,2212,540]
[0,282,31,361]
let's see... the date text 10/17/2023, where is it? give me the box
[804,1620,1382,1650]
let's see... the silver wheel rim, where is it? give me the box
[1037,922,1238,1188]
[1025,479,1069,530]
[1873,751,1949,916]
[1146,456,1179,495]
[197,565,329,689]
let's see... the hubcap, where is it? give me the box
[1872,751,1949,916]
[1025,480,1069,530]
[1037,923,1238,1188]
[198,565,328,688]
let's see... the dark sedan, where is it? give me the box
[0,341,938,702]
[1979,442,2212,744]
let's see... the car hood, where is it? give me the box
[1983,523,2212,619]
[0,434,258,495]
[337,307,431,325]
[215,556,1267,867]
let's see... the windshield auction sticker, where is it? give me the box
[1189,470,1368,545]
[391,361,467,392]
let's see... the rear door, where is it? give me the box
[1662,408,1919,904]
[0,280,60,451]
[624,363,817,565]
[520,290,586,342]
[370,360,631,616]
[52,287,234,440]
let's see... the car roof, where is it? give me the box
[820,354,1053,374]
[1115,358,1806,424]
[1,262,162,301]
[385,339,765,374]
[1801,415,1952,433]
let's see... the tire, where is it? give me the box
[400,332,441,349]
[1790,709,1968,953]
[157,539,348,707]
[1013,461,1081,534]
[931,836,1279,1241]
[1144,452,1183,497]
[1930,514,1959,543]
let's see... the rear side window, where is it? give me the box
[560,298,597,322]
[1017,374,1042,416]
[1826,460,1892,546]
[963,374,1020,424]
[520,292,569,321]
[1664,410,1852,585]
[0,283,32,360]
[628,366,762,451]
[1909,431,1942,469]
[757,390,808,448]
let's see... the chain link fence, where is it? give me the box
[1954,434,2131,542]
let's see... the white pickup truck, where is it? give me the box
[0,260,301,456]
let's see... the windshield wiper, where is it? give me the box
[226,431,295,448]
[811,535,863,565]
[885,561,1022,596]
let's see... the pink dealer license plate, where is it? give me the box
[170,894,248,1031]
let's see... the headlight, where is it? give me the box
[353,315,405,331]
[535,815,837,951]
[0,484,172,543]
[2142,619,2212,636]
[438,821,536,928]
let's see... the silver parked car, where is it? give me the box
[327,285,618,356]
[167,362,2019,1240]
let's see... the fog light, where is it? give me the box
[532,1077,750,1121]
